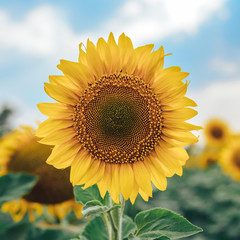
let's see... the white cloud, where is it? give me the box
[188,79,240,132]
[0,5,81,60]
[210,58,239,75]
[105,0,227,44]
[0,0,227,60]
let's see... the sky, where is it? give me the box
[0,0,240,135]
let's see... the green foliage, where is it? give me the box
[0,211,79,240]
[80,216,108,240]
[25,226,77,240]
[74,185,110,205]
[122,215,136,239]
[134,208,202,239]
[0,173,38,205]
[74,184,201,239]
[0,212,30,240]
[81,200,120,217]
[0,173,203,240]
[130,165,240,240]
[80,214,136,240]
[0,173,80,240]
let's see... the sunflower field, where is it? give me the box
[0,30,240,240]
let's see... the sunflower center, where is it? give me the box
[73,72,162,164]
[206,157,216,167]
[211,127,223,139]
[100,100,136,137]
[233,149,240,168]
[7,140,74,204]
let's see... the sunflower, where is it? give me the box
[219,136,240,181]
[37,33,201,204]
[0,126,82,222]
[204,119,230,146]
[198,149,218,169]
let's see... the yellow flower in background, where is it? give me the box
[219,136,240,181]
[0,126,82,222]
[37,33,201,204]
[198,150,218,169]
[204,119,230,146]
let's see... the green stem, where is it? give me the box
[103,213,112,240]
[108,211,118,239]
[103,193,126,240]
[118,194,125,240]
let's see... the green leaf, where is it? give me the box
[0,173,38,204]
[135,208,202,239]
[74,185,103,205]
[82,200,107,216]
[82,200,120,217]
[81,216,108,240]
[0,221,31,240]
[122,215,137,239]
[128,233,141,240]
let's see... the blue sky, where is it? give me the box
[0,0,240,132]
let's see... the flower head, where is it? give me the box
[37,33,200,203]
[204,119,230,146]
[219,136,240,181]
[0,126,82,222]
[198,150,218,168]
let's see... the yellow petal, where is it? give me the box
[44,83,79,105]
[37,103,73,118]
[162,108,198,121]
[160,82,188,103]
[46,142,81,169]
[86,39,105,77]
[108,166,120,203]
[118,33,135,72]
[144,46,164,84]
[134,44,154,74]
[83,161,105,189]
[78,42,88,65]
[118,33,133,51]
[130,180,139,204]
[97,179,108,199]
[120,163,134,200]
[164,147,189,163]
[107,32,120,72]
[80,159,101,186]
[145,157,167,191]
[162,97,197,111]
[155,146,183,176]
[162,128,198,145]
[133,161,152,197]
[110,164,120,203]
[38,128,75,145]
[152,67,186,90]
[36,118,73,138]
[139,189,149,202]
[49,75,79,91]
[57,60,90,89]
[103,163,113,196]
[70,151,92,185]
[150,153,175,177]
[164,121,202,131]
[97,37,112,72]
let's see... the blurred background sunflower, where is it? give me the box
[0,126,82,222]
[204,119,230,147]
[219,136,240,181]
